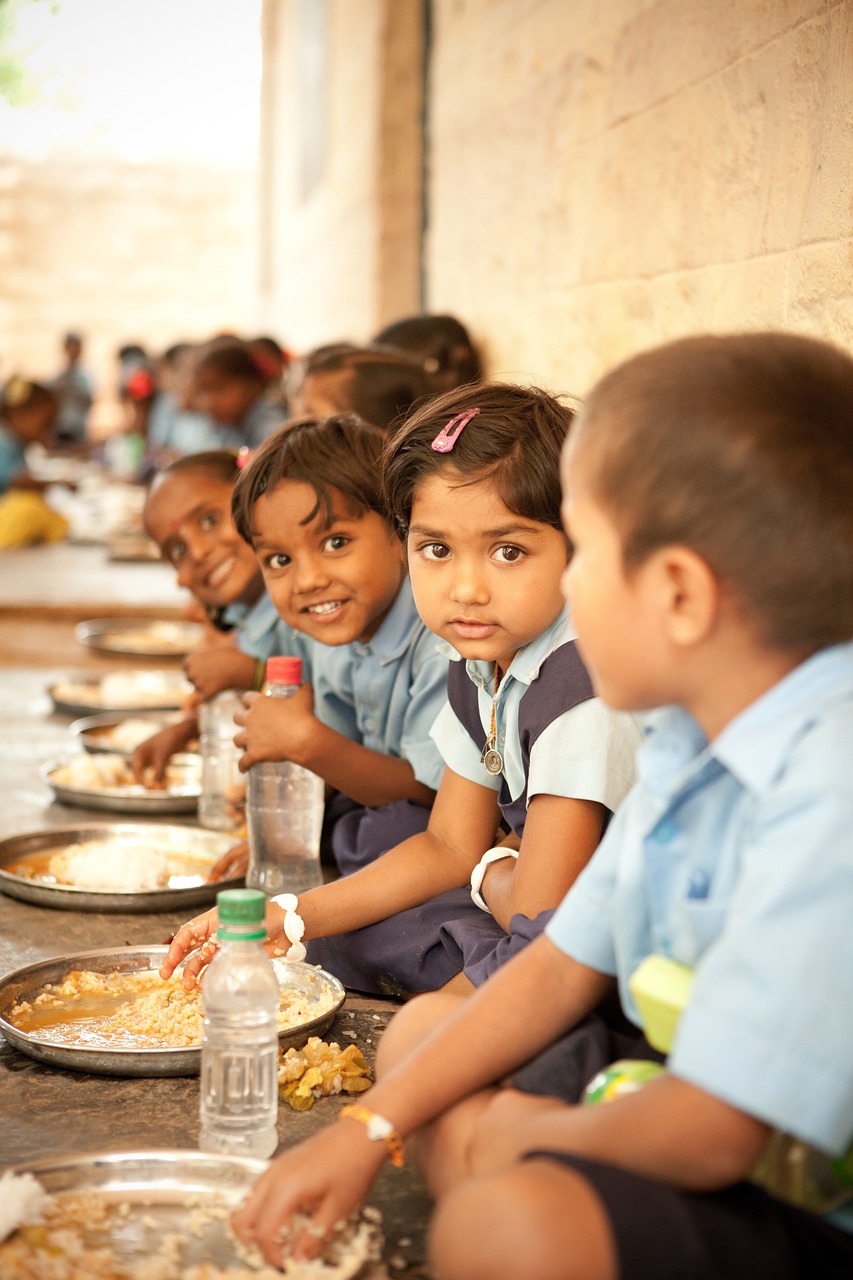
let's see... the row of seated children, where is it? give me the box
[209,330,852,1280]
[142,380,638,994]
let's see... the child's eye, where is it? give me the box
[323,534,350,553]
[167,539,187,565]
[494,545,524,564]
[420,542,451,561]
[266,552,290,570]
[199,510,220,531]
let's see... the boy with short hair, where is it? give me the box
[232,332,853,1280]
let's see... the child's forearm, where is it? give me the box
[300,722,435,808]
[293,827,476,939]
[515,1073,771,1191]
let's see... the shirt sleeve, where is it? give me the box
[668,746,853,1154]
[399,636,452,791]
[527,700,641,811]
[430,692,502,793]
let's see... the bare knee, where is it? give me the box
[428,1163,619,1280]
[375,990,468,1079]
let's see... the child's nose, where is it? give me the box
[293,554,330,592]
[450,560,488,604]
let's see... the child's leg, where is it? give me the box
[429,1161,618,1280]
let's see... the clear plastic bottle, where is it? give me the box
[199,888,280,1159]
[246,657,325,896]
[198,691,244,832]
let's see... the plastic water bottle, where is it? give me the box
[199,888,280,1158]
[246,657,325,896]
[198,691,244,832]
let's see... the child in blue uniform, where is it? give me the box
[134,450,294,782]
[192,339,287,450]
[232,332,853,1280]
[161,387,638,995]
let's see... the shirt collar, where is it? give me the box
[639,643,853,796]
[353,576,423,666]
[712,642,853,792]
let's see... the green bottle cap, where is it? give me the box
[216,888,266,927]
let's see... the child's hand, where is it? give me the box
[235,684,319,773]
[231,1121,386,1266]
[131,717,197,786]
[183,646,258,708]
[207,838,249,883]
[160,900,285,989]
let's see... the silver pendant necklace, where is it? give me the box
[480,663,504,776]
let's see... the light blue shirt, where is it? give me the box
[225,592,300,664]
[250,578,448,791]
[430,608,640,813]
[547,642,853,1156]
[0,424,27,494]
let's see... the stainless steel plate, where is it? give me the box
[49,670,193,718]
[4,1150,267,1271]
[70,710,188,755]
[0,946,346,1076]
[42,757,201,815]
[0,822,240,912]
[75,617,204,657]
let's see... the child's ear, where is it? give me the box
[655,546,719,648]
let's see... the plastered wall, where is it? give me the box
[258,0,424,349]
[0,157,257,420]
[261,0,852,394]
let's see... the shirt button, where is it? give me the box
[652,819,677,843]
[364,718,376,732]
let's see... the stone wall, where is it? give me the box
[260,0,852,395]
[426,0,853,393]
[0,155,257,425]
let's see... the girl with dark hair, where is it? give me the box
[162,386,639,997]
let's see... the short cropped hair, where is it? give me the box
[382,381,574,538]
[232,415,388,544]
[573,332,853,650]
[146,449,240,499]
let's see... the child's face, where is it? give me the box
[290,368,354,420]
[11,401,56,444]
[145,470,261,608]
[194,369,258,427]
[407,471,569,672]
[250,480,406,644]
[560,445,667,711]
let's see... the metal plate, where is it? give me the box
[41,757,201,815]
[4,1150,267,1271]
[49,670,193,718]
[75,618,204,658]
[0,947,346,1076]
[69,711,189,756]
[0,823,241,912]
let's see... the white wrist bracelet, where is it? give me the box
[470,846,519,913]
[271,892,307,962]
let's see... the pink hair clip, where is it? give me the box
[430,407,480,453]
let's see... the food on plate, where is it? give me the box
[52,671,192,710]
[85,717,182,753]
[9,966,339,1051]
[49,753,198,794]
[6,838,215,892]
[92,621,203,655]
[0,1179,381,1278]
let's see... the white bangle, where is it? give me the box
[470,846,519,913]
[271,892,307,962]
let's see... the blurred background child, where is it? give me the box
[192,338,287,450]
[373,312,483,395]
[49,331,94,446]
[0,377,58,493]
[290,346,432,432]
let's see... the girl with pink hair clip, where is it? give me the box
[161,383,640,996]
